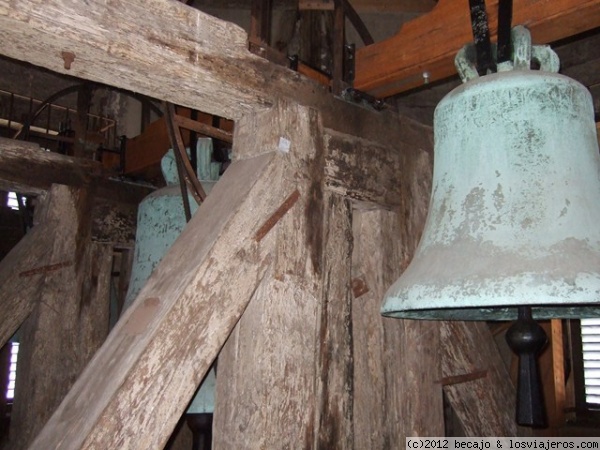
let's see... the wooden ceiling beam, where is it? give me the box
[354,0,600,98]
[350,0,436,14]
[0,0,325,121]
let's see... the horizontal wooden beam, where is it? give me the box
[173,114,233,143]
[350,0,436,13]
[355,0,600,98]
[0,0,326,121]
[0,0,435,211]
[0,138,153,204]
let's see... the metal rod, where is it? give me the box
[497,0,513,64]
[163,101,193,222]
[468,0,496,75]
[506,306,548,427]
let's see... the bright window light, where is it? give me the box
[6,342,19,401]
[6,192,19,210]
[581,318,600,405]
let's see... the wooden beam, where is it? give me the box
[350,0,436,13]
[441,321,520,436]
[0,0,326,121]
[315,192,354,448]
[352,209,444,447]
[0,138,153,204]
[354,0,600,98]
[9,203,112,450]
[173,114,233,144]
[214,99,355,449]
[29,150,289,450]
[0,0,436,207]
[0,185,85,349]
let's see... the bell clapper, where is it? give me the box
[505,306,548,427]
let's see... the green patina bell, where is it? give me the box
[382,26,600,321]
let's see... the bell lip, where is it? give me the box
[380,304,600,321]
[382,270,600,321]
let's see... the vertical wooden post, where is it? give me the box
[214,100,356,448]
[7,185,111,450]
[352,209,445,449]
[250,0,272,46]
[73,85,93,158]
[314,192,354,448]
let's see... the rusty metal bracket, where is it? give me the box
[343,44,355,84]
[341,87,386,111]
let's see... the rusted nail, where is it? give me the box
[61,51,76,70]
[351,276,369,298]
[437,369,488,386]
[19,261,72,277]
[255,189,301,242]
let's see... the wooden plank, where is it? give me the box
[355,0,600,98]
[351,0,436,13]
[535,320,567,432]
[315,192,354,449]
[551,319,566,428]
[352,208,444,448]
[250,0,272,44]
[441,321,519,436]
[9,229,112,450]
[214,100,355,449]
[350,101,443,447]
[0,138,153,204]
[0,185,89,349]
[29,150,288,450]
[173,114,233,144]
[0,0,326,121]
[324,130,409,207]
[231,91,434,210]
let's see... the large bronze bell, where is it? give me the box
[382,27,600,322]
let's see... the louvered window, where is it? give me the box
[6,342,18,401]
[581,318,600,406]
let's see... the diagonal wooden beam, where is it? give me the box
[29,150,293,450]
[355,0,600,98]
[441,321,520,436]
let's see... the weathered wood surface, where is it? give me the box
[232,91,434,209]
[29,150,288,450]
[352,209,445,447]
[215,100,355,449]
[8,237,112,450]
[315,192,354,448]
[0,138,152,204]
[350,132,444,447]
[0,185,89,349]
[355,0,600,97]
[441,321,519,436]
[324,129,426,208]
[351,0,436,13]
[0,0,444,131]
[0,0,324,121]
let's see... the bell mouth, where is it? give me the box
[381,305,600,321]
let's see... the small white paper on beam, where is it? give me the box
[278,137,291,153]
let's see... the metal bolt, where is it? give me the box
[61,51,75,70]
[422,71,430,85]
